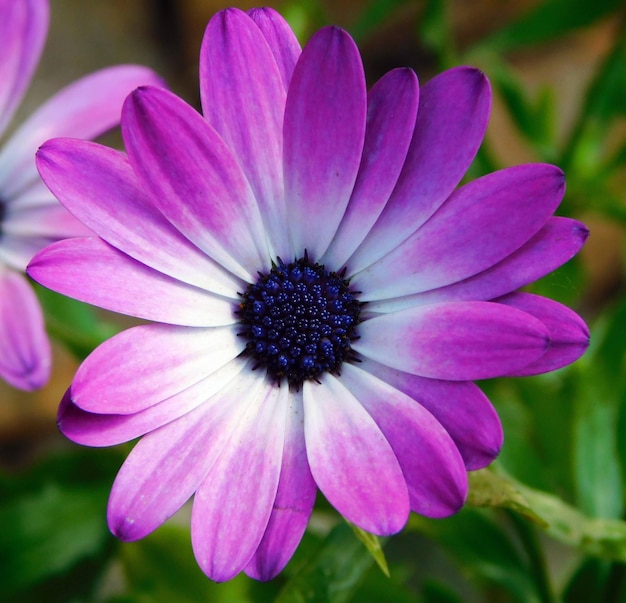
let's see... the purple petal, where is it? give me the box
[0,0,48,136]
[247,7,301,89]
[0,268,50,390]
[303,375,409,535]
[27,238,237,327]
[340,364,467,516]
[122,86,268,281]
[245,390,317,580]
[58,359,247,447]
[367,217,589,313]
[192,382,287,581]
[355,164,566,300]
[107,361,260,542]
[0,65,165,198]
[361,358,502,470]
[497,292,590,376]
[70,323,242,414]
[283,26,367,259]
[354,301,550,380]
[200,8,290,257]
[322,68,419,268]
[348,67,491,272]
[36,139,242,295]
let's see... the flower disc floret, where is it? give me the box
[238,256,362,387]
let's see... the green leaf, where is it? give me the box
[0,482,111,599]
[468,468,626,562]
[276,523,375,603]
[572,374,623,519]
[474,0,624,52]
[348,522,389,577]
[410,508,540,603]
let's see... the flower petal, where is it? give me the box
[70,323,243,414]
[0,268,50,390]
[497,292,590,376]
[0,0,48,136]
[283,26,367,259]
[247,7,301,89]
[245,390,317,581]
[367,217,589,313]
[303,375,409,535]
[348,67,491,272]
[58,359,247,447]
[0,66,164,198]
[27,237,237,327]
[122,86,269,280]
[192,381,287,582]
[361,358,502,470]
[322,68,419,268]
[107,360,258,542]
[355,164,566,300]
[36,138,242,296]
[340,364,467,516]
[200,8,289,258]
[354,301,550,380]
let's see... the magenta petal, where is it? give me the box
[283,26,367,259]
[27,238,236,327]
[0,0,48,136]
[368,217,589,313]
[0,65,164,198]
[36,139,241,295]
[323,68,419,268]
[340,364,467,516]
[361,359,502,470]
[70,323,242,415]
[245,390,317,581]
[200,8,289,257]
[0,268,50,390]
[247,7,301,89]
[191,383,287,582]
[354,301,550,380]
[356,164,566,300]
[349,67,491,271]
[58,360,246,447]
[107,362,259,542]
[498,292,590,376]
[303,375,409,535]
[122,86,268,280]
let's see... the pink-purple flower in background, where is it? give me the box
[0,0,162,390]
[28,7,589,582]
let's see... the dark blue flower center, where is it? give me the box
[237,255,362,388]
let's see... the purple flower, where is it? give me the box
[28,7,589,582]
[0,0,163,390]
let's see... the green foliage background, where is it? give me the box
[3,0,626,601]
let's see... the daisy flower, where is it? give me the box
[28,7,589,582]
[0,0,162,390]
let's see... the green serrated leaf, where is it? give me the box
[347,522,389,577]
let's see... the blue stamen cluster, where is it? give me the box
[238,256,362,388]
